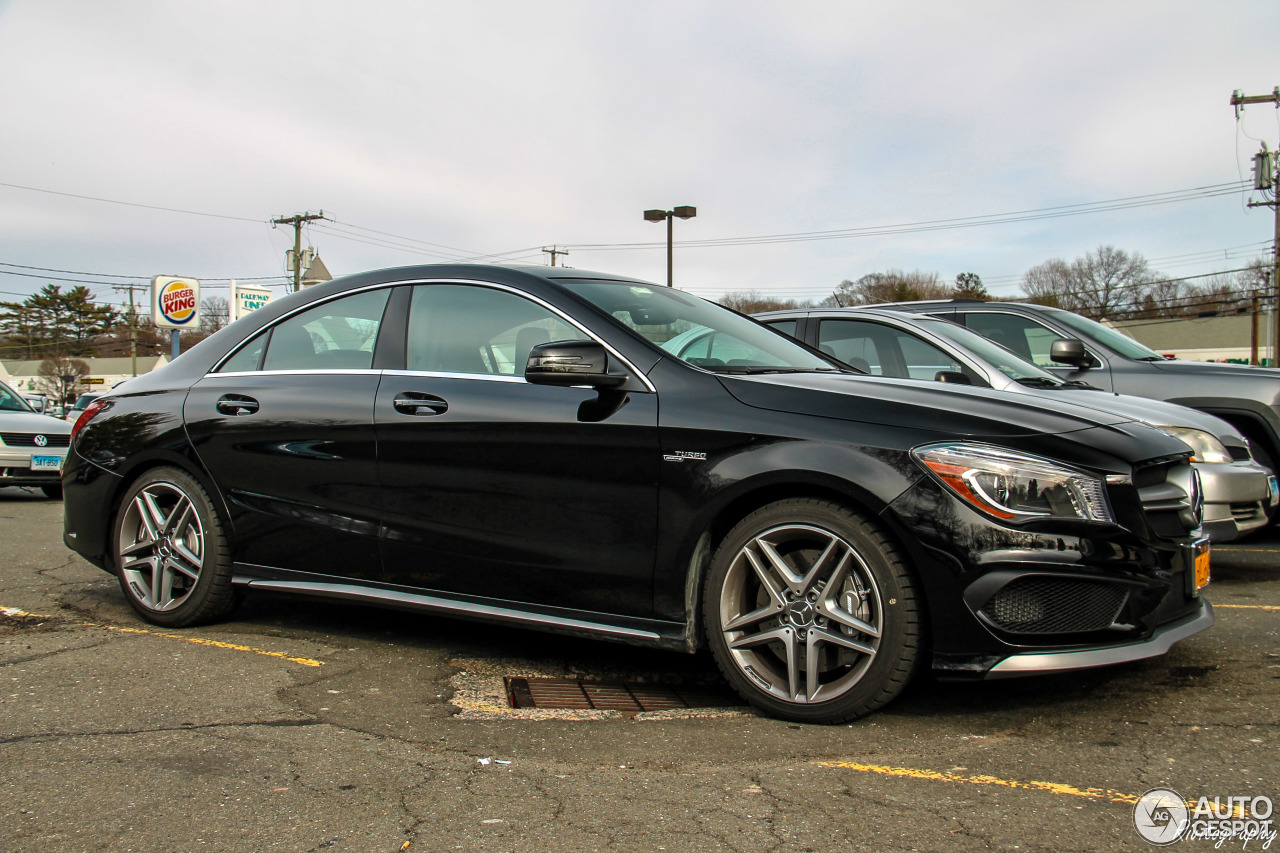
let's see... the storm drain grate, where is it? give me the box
[504,676,742,711]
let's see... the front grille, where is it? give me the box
[1132,457,1201,539]
[0,433,70,448]
[980,577,1128,634]
[1229,445,1252,462]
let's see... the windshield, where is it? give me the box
[917,318,1063,384]
[560,280,843,373]
[1050,310,1164,360]
[0,381,35,413]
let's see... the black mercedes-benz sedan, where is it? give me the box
[62,264,1213,723]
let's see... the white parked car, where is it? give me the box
[0,380,70,499]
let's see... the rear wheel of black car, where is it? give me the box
[113,467,238,628]
[704,499,920,724]
[41,484,62,500]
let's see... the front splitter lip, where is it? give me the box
[983,599,1214,679]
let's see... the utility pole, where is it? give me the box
[271,211,327,291]
[1231,88,1280,360]
[542,246,569,267]
[1251,291,1260,366]
[111,283,148,377]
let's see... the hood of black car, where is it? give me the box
[718,372,1136,437]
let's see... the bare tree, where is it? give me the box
[832,270,950,306]
[1021,246,1152,319]
[716,290,815,314]
[36,356,90,405]
[199,296,230,334]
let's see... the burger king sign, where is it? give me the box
[151,276,200,329]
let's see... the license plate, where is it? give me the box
[1189,538,1210,596]
[1269,475,1279,508]
[30,455,62,471]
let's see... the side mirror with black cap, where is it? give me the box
[1049,338,1095,369]
[935,371,973,385]
[525,340,628,388]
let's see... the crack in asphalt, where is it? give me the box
[0,717,322,746]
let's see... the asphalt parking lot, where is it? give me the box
[1,487,1277,852]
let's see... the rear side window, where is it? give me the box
[255,289,390,372]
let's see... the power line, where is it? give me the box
[0,181,264,223]
[566,182,1250,252]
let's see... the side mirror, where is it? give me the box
[935,371,973,385]
[1050,338,1094,368]
[525,340,627,388]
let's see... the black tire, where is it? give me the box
[112,466,238,628]
[41,484,63,500]
[703,498,921,724]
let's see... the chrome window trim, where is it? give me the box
[207,277,656,393]
[205,369,383,379]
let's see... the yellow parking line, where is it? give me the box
[1214,604,1280,611]
[815,761,1141,805]
[1,606,324,667]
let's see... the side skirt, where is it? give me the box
[232,564,691,652]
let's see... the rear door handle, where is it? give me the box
[216,394,259,416]
[393,392,448,416]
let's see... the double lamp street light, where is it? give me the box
[643,205,696,287]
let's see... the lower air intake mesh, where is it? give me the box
[980,577,1128,635]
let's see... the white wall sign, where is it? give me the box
[233,283,273,321]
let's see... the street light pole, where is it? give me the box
[643,206,696,287]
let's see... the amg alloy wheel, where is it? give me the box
[704,499,920,723]
[113,467,237,627]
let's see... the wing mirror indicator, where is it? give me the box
[1049,338,1096,369]
[525,340,627,388]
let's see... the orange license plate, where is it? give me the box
[1194,542,1211,594]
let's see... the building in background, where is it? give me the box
[0,356,170,396]
[1111,316,1264,364]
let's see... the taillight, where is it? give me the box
[71,399,111,440]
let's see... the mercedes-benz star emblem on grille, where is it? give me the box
[1189,468,1204,526]
[34,435,47,447]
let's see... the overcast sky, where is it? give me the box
[1,0,1278,312]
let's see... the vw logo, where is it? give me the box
[34,435,47,447]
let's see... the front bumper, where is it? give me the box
[0,448,67,487]
[1197,459,1274,542]
[887,473,1213,681]
[985,598,1213,677]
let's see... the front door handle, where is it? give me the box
[216,394,259,416]
[394,392,449,416]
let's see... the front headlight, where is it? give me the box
[912,442,1114,523]
[1154,426,1232,464]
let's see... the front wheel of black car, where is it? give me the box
[113,467,237,628]
[704,499,921,723]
